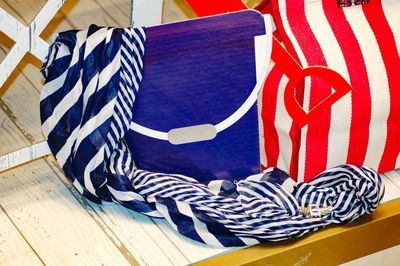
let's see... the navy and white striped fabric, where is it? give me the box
[40,25,385,247]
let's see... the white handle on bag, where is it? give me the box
[130,14,273,144]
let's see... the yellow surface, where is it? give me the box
[196,200,400,266]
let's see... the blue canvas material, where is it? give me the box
[40,11,384,247]
[127,11,267,182]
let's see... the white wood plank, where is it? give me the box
[108,0,131,19]
[0,207,44,266]
[44,157,207,266]
[86,201,191,265]
[0,161,133,265]
[0,80,43,143]
[0,109,31,152]
[151,218,231,264]
[92,0,132,26]
[56,0,131,28]
[1,0,46,24]
[0,109,133,265]
[162,0,196,23]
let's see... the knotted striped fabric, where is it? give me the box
[40,24,385,247]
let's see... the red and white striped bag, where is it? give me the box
[260,0,400,182]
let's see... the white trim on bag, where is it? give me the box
[130,14,273,142]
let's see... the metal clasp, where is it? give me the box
[300,204,332,218]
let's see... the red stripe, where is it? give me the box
[322,0,371,166]
[269,1,303,180]
[262,65,283,168]
[272,0,331,182]
[363,2,400,172]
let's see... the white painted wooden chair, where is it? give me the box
[0,0,163,173]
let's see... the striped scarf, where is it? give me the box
[40,24,384,247]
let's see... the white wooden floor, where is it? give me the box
[1,0,400,265]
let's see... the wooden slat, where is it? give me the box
[0,161,133,265]
[152,218,231,263]
[0,206,44,266]
[0,106,132,264]
[56,0,131,28]
[0,49,42,143]
[162,0,196,23]
[0,0,46,24]
[44,157,197,265]
[83,200,191,265]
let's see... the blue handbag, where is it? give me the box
[127,10,272,182]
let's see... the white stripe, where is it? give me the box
[109,152,117,174]
[132,29,145,59]
[133,171,159,186]
[277,0,309,68]
[113,100,129,125]
[382,0,400,169]
[207,180,224,195]
[382,0,400,51]
[107,130,117,148]
[305,1,351,170]
[55,126,80,167]
[84,28,108,59]
[126,32,145,69]
[107,186,146,202]
[98,51,121,90]
[83,146,106,195]
[121,68,132,87]
[110,123,121,140]
[258,70,267,168]
[119,79,135,107]
[121,44,142,81]
[155,203,178,231]
[176,202,223,247]
[105,28,113,44]
[123,153,133,172]
[245,173,265,182]
[73,179,84,194]
[42,79,83,136]
[41,69,68,100]
[153,185,205,199]
[115,97,131,126]
[116,150,125,175]
[278,0,313,181]
[297,77,312,182]
[73,98,116,153]
[275,74,294,172]
[121,51,139,89]
[41,32,82,101]
[82,73,99,111]
[344,7,390,169]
